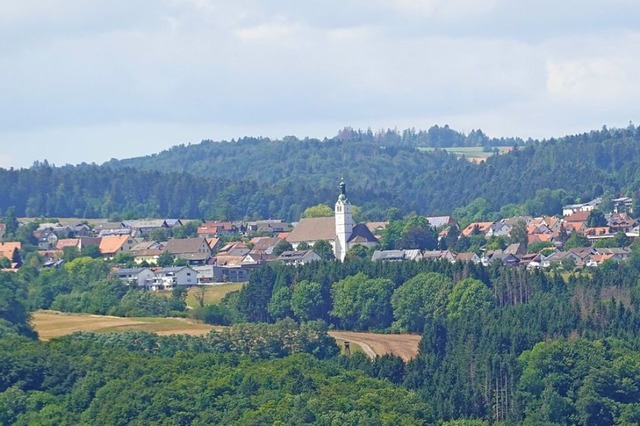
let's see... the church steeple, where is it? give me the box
[339,179,347,199]
[335,178,353,261]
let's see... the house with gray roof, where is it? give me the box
[164,237,212,265]
[113,267,155,288]
[276,250,321,266]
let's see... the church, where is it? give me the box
[286,179,379,261]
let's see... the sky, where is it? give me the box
[1,0,639,169]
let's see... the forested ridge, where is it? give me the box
[2,124,640,221]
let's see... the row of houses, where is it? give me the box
[562,197,633,216]
[459,211,638,246]
[29,219,291,251]
[372,245,631,269]
[114,248,322,289]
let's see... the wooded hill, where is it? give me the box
[1,124,639,221]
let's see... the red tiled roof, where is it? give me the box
[565,211,590,222]
[99,235,129,255]
[461,222,494,237]
[56,238,80,250]
[0,241,21,259]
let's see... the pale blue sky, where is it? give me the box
[1,0,639,168]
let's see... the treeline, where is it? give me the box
[1,125,640,221]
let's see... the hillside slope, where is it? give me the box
[1,126,639,221]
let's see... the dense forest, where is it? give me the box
[5,234,640,423]
[1,125,639,221]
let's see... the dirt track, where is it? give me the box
[329,331,421,361]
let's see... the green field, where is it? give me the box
[417,146,511,162]
[158,283,244,308]
[184,283,244,308]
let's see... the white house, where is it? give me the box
[562,198,601,216]
[113,267,155,288]
[151,266,197,290]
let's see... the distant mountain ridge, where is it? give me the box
[104,126,523,187]
[1,125,639,221]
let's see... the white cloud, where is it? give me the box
[1,1,639,168]
[387,0,499,19]
[235,19,300,43]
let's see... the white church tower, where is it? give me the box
[334,178,354,261]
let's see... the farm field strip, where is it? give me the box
[33,310,219,340]
[329,331,420,362]
[32,311,421,361]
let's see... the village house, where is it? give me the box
[460,222,494,238]
[527,233,556,246]
[490,252,521,267]
[122,219,178,237]
[455,252,481,264]
[150,266,197,290]
[99,235,137,259]
[276,250,321,266]
[216,241,250,257]
[113,267,155,287]
[504,243,527,256]
[529,216,562,232]
[55,236,102,253]
[93,222,128,237]
[613,197,634,214]
[197,221,238,238]
[129,241,165,265]
[371,250,405,262]
[164,237,212,265]
[585,253,619,268]
[562,198,601,216]
[596,247,631,261]
[422,250,456,262]
[55,238,80,251]
[34,223,75,250]
[607,212,637,233]
[0,241,22,268]
[487,217,532,239]
[213,256,259,282]
[70,223,92,237]
[425,216,458,229]
[249,236,282,255]
[366,221,389,235]
[371,249,423,262]
[245,220,289,234]
[205,237,221,253]
[192,265,216,284]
